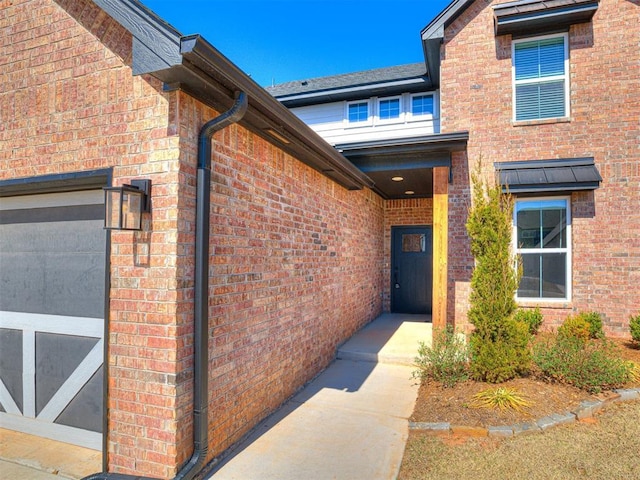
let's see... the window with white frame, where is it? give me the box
[411,94,434,117]
[514,197,571,300]
[347,101,369,123]
[378,97,401,120]
[513,34,569,121]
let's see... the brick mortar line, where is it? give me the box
[409,388,640,438]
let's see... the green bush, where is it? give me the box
[412,325,469,388]
[470,317,531,383]
[630,314,640,344]
[514,307,543,335]
[578,311,604,339]
[533,336,633,393]
[466,162,529,382]
[557,315,591,344]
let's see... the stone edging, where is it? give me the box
[409,388,640,438]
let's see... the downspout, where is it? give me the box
[174,90,248,480]
[82,91,248,480]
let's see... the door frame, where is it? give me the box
[390,225,433,314]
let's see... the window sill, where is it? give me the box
[517,299,571,309]
[512,117,571,127]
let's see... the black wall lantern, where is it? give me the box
[103,179,151,231]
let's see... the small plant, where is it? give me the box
[514,307,543,335]
[630,314,640,345]
[412,325,469,388]
[578,311,604,339]
[533,336,633,393]
[470,387,531,412]
[557,315,591,344]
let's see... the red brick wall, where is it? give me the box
[383,198,433,311]
[1,1,385,477]
[440,0,640,336]
[188,98,386,455]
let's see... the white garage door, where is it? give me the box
[0,190,106,450]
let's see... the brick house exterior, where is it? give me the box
[1,0,638,478]
[435,0,639,334]
[0,0,382,478]
[270,0,639,337]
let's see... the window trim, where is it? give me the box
[376,96,403,124]
[512,33,570,123]
[408,92,437,122]
[345,100,371,126]
[513,195,572,303]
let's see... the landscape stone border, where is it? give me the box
[409,388,640,438]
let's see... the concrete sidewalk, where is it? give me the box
[0,314,431,480]
[206,313,431,480]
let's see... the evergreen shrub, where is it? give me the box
[465,163,530,382]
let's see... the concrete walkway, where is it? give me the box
[206,313,432,480]
[0,313,431,480]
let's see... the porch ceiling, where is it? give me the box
[336,132,469,199]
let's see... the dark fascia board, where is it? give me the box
[493,0,599,37]
[336,131,469,156]
[92,0,182,74]
[420,0,476,88]
[275,77,433,108]
[337,132,468,172]
[91,1,372,192]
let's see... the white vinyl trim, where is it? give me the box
[0,413,102,450]
[513,195,572,302]
[0,311,103,338]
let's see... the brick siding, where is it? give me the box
[1,1,385,477]
[440,0,640,336]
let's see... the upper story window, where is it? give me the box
[513,34,569,122]
[514,197,571,301]
[411,94,434,116]
[378,97,401,120]
[347,101,369,123]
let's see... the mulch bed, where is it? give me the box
[410,338,640,428]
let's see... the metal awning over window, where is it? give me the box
[493,0,599,37]
[495,157,602,193]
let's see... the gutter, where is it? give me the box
[82,92,248,480]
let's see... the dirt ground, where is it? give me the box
[410,337,640,428]
[400,338,640,480]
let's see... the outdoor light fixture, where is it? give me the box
[103,179,151,231]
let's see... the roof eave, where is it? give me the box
[420,0,476,88]
[274,77,433,107]
[92,0,373,192]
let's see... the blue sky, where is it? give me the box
[140,0,452,87]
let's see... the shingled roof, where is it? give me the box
[266,63,429,107]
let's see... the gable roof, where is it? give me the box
[90,0,371,191]
[266,63,429,107]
